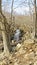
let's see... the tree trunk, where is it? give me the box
[0,0,11,55]
[0,0,2,12]
[34,0,37,38]
[1,22,10,54]
[35,13,37,37]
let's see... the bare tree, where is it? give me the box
[34,0,37,38]
[0,0,12,56]
[10,0,15,30]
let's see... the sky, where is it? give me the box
[2,0,37,15]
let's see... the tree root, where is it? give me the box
[0,52,10,60]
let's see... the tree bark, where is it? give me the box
[0,0,2,12]
[0,0,11,55]
[34,0,37,38]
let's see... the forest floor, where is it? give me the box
[0,24,37,65]
[0,39,37,65]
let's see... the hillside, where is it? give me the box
[2,11,35,28]
[0,12,36,65]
